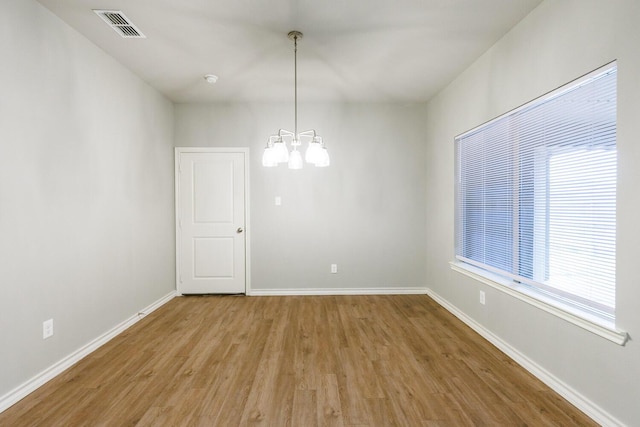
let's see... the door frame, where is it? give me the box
[174,147,251,295]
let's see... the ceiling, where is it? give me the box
[37,0,542,104]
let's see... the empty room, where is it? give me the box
[1,0,639,425]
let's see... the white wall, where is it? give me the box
[0,0,175,398]
[424,0,640,424]
[175,102,428,292]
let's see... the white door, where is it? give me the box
[176,149,247,294]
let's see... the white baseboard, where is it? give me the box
[248,287,428,296]
[426,288,623,427]
[0,290,176,414]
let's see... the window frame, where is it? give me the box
[451,62,628,345]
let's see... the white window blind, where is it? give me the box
[455,63,617,323]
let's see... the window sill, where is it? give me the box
[449,261,629,346]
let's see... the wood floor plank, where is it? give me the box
[316,374,344,427]
[0,295,598,426]
[292,389,318,427]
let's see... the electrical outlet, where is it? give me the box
[43,319,54,339]
[275,196,282,206]
[331,264,338,274]
[479,291,486,305]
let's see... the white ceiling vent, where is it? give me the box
[93,10,146,38]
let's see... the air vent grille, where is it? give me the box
[93,10,146,38]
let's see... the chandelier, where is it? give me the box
[262,31,330,169]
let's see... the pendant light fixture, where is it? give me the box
[262,31,330,169]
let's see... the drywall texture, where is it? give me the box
[0,1,175,397]
[424,0,640,424]
[175,102,428,291]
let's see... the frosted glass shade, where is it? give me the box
[262,147,277,167]
[315,147,330,167]
[305,140,323,164]
[288,149,303,169]
[272,140,289,163]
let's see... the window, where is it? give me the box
[454,63,619,334]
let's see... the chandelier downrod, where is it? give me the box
[289,31,301,137]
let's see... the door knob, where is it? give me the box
[237,227,243,233]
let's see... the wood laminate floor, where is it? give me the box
[0,295,596,426]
